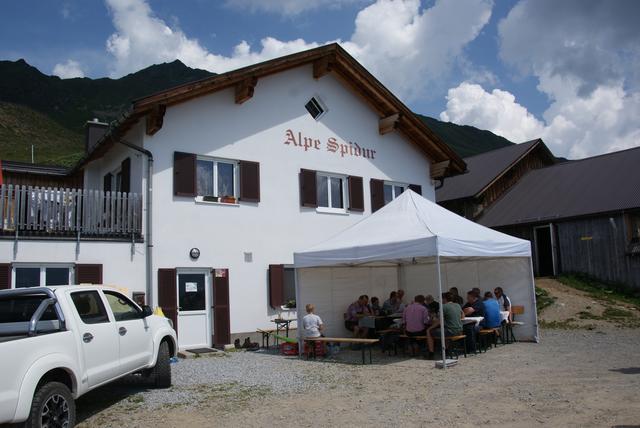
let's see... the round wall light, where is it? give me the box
[189,248,200,260]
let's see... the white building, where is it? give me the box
[0,44,465,349]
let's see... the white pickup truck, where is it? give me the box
[0,285,177,427]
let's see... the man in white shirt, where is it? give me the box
[302,304,324,338]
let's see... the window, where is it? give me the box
[71,291,110,324]
[104,291,141,321]
[316,173,347,211]
[283,268,296,307]
[0,295,58,323]
[14,265,73,288]
[196,157,238,199]
[305,96,326,120]
[383,182,407,204]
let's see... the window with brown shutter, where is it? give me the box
[174,152,196,196]
[409,184,422,195]
[348,176,364,212]
[103,173,113,192]
[370,179,385,212]
[0,263,11,290]
[268,264,285,308]
[158,268,177,330]
[75,264,103,284]
[213,269,231,347]
[299,169,317,208]
[120,157,131,193]
[239,160,260,202]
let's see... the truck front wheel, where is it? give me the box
[26,381,76,428]
[150,340,171,389]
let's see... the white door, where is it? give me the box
[69,290,120,388]
[102,290,154,372]
[177,271,211,349]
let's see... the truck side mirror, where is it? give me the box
[141,305,153,318]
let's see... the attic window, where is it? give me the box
[305,96,326,120]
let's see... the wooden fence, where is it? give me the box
[0,184,142,238]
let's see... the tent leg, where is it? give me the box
[294,268,303,357]
[436,253,447,369]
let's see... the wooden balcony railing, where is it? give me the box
[0,184,142,239]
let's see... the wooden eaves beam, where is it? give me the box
[235,77,258,104]
[313,55,335,79]
[146,104,166,136]
[379,113,400,135]
[430,160,451,179]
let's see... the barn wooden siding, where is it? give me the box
[499,214,640,289]
[2,170,83,189]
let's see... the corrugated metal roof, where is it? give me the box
[436,139,540,202]
[478,146,640,227]
[0,160,70,176]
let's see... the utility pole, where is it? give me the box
[31,145,34,164]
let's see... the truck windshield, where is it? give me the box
[0,295,58,323]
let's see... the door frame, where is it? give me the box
[176,268,212,349]
[533,224,557,276]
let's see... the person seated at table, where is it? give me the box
[425,294,439,315]
[382,291,400,314]
[345,295,371,338]
[449,287,464,305]
[403,295,430,355]
[481,292,502,329]
[494,286,512,321]
[397,289,407,312]
[302,304,324,338]
[370,296,381,316]
[462,290,485,317]
[426,292,464,359]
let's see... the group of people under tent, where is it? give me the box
[300,286,513,359]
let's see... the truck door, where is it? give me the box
[103,290,154,372]
[69,290,120,388]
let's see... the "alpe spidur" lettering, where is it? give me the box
[283,129,376,159]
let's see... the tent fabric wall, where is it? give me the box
[297,266,398,338]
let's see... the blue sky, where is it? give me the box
[1,0,638,158]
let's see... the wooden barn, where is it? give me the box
[436,138,556,220]
[477,147,640,288]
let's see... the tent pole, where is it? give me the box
[436,252,447,369]
[294,267,304,357]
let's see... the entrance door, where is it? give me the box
[177,272,211,349]
[535,225,555,276]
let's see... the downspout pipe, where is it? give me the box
[116,139,154,306]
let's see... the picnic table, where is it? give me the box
[304,337,379,364]
[462,316,484,325]
[271,318,293,345]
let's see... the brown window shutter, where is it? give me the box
[103,173,112,192]
[213,269,231,347]
[120,157,131,193]
[370,178,385,212]
[239,160,260,202]
[269,264,285,308]
[299,169,317,208]
[0,263,11,290]
[348,176,364,212]
[173,152,196,196]
[409,184,422,195]
[75,264,103,284]
[158,268,177,331]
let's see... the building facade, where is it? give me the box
[0,45,464,349]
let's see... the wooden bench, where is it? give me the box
[433,334,467,359]
[478,328,500,351]
[256,328,277,349]
[304,337,380,364]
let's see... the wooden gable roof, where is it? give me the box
[77,43,465,178]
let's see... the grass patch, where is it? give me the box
[535,286,556,314]
[557,273,640,309]
[539,319,596,330]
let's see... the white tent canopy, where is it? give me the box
[294,190,539,349]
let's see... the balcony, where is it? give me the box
[0,184,143,240]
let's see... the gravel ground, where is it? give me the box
[76,328,640,428]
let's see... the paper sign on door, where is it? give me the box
[185,282,198,292]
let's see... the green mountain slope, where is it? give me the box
[418,114,514,158]
[0,58,515,167]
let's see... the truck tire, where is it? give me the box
[150,340,171,389]
[26,381,76,428]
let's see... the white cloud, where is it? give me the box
[52,59,85,78]
[224,0,365,16]
[103,0,493,100]
[440,0,640,158]
[440,81,640,158]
